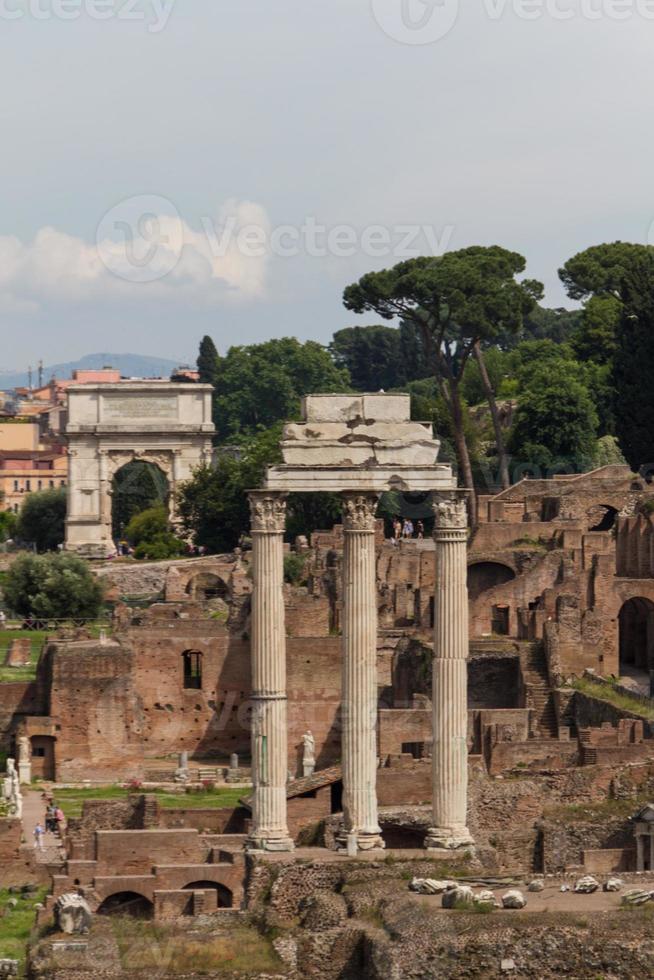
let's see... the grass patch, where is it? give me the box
[543,793,650,824]
[567,676,654,721]
[53,785,248,820]
[113,918,284,975]
[0,886,48,976]
[0,625,112,684]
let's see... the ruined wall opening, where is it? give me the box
[182,882,233,909]
[186,573,230,602]
[97,892,154,919]
[588,504,619,532]
[30,735,56,781]
[619,597,654,673]
[182,650,203,690]
[467,561,516,601]
[112,460,169,540]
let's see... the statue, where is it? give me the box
[302,731,316,778]
[17,736,31,786]
[54,893,93,935]
[174,751,190,784]
[3,759,22,820]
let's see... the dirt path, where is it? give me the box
[22,789,65,864]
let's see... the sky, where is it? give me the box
[1,0,654,369]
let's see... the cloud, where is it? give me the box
[0,198,272,313]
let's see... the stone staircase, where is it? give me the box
[521,642,558,739]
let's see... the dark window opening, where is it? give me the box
[183,651,203,690]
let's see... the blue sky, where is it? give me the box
[1,0,654,368]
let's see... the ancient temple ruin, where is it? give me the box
[246,394,472,852]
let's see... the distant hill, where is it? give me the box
[0,352,190,390]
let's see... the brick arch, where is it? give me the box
[182,881,233,909]
[467,559,517,602]
[97,891,154,918]
[165,560,233,602]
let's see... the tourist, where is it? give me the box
[402,519,414,539]
[393,518,402,543]
[0,610,5,627]
[33,822,45,850]
[55,806,66,836]
[45,804,56,833]
[417,521,425,539]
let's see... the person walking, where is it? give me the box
[416,520,425,539]
[33,822,45,851]
[54,806,66,837]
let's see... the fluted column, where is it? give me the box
[338,492,384,851]
[247,491,294,852]
[425,493,474,851]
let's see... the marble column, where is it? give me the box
[247,491,294,852]
[425,493,474,851]
[338,492,384,851]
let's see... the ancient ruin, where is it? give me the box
[64,381,215,558]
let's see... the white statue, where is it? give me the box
[302,731,316,778]
[3,758,22,820]
[17,735,31,786]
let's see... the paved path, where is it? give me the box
[22,789,65,864]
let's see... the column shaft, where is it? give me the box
[338,493,383,851]
[425,494,474,851]
[247,492,294,852]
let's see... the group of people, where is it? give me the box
[392,517,425,543]
[33,794,65,850]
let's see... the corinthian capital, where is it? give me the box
[342,493,379,532]
[432,494,468,531]
[249,492,287,533]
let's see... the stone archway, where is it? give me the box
[182,881,233,909]
[619,597,654,674]
[65,381,215,558]
[467,561,516,601]
[97,892,154,918]
[111,458,170,540]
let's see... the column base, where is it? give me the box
[246,834,295,853]
[336,831,385,853]
[424,827,474,852]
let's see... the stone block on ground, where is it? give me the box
[574,876,599,894]
[502,889,527,909]
[442,885,474,909]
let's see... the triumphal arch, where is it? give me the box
[247,393,473,853]
[64,381,215,558]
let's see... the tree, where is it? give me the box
[197,335,219,384]
[571,295,620,365]
[613,250,654,470]
[112,461,169,539]
[344,248,543,519]
[124,505,185,560]
[16,489,66,552]
[3,553,104,620]
[212,338,350,443]
[0,510,17,544]
[330,323,429,391]
[508,360,599,472]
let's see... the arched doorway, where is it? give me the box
[97,892,154,919]
[112,460,170,541]
[467,562,516,601]
[619,597,654,677]
[182,882,232,910]
[186,574,229,603]
[588,505,619,532]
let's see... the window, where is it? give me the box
[60,480,65,487]
[13,480,18,492]
[32,747,46,758]
[183,651,203,690]
[37,480,42,490]
[49,480,54,488]
[25,479,31,491]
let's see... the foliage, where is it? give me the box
[177,426,341,552]
[283,552,308,585]
[613,250,654,471]
[568,676,654,722]
[344,247,543,514]
[16,488,66,552]
[197,334,219,384]
[330,322,428,391]
[571,294,621,364]
[0,509,17,543]
[53,784,248,819]
[0,886,48,972]
[112,461,169,538]
[124,505,184,561]
[594,435,626,468]
[508,359,599,472]
[3,552,104,620]
[212,337,350,442]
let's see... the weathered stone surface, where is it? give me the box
[502,889,527,909]
[574,875,599,894]
[527,880,545,892]
[622,889,653,906]
[604,878,624,892]
[409,878,455,895]
[442,885,474,909]
[54,893,93,935]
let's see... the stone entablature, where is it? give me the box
[65,382,215,558]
